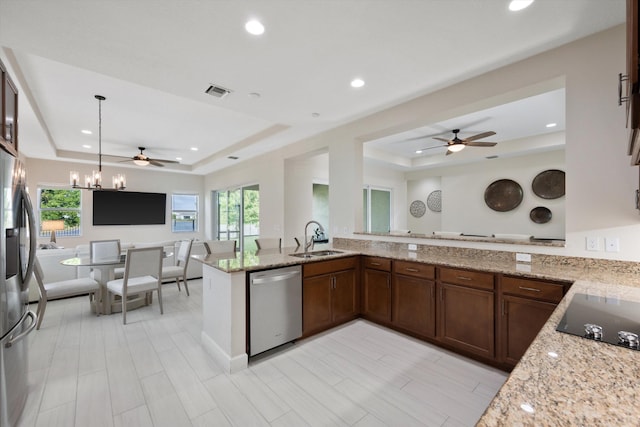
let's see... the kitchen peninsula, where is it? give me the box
[193,236,640,425]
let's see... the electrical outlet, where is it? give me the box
[408,243,417,251]
[515,253,531,263]
[586,236,600,251]
[605,237,620,252]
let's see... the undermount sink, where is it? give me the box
[289,250,343,258]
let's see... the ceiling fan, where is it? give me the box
[419,129,497,155]
[121,147,180,167]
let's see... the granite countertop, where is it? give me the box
[477,280,640,426]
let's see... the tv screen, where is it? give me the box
[93,191,166,225]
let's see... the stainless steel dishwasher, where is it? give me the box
[249,265,302,356]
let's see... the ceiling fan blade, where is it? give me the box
[417,144,448,152]
[465,141,497,147]
[464,131,496,142]
[433,137,451,143]
[149,159,166,167]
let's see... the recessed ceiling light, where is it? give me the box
[350,78,365,88]
[509,0,534,11]
[245,19,265,35]
[415,150,423,154]
[81,130,92,135]
[82,144,91,149]
[175,157,182,161]
[546,122,557,128]
[190,147,198,151]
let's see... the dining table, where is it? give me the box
[61,251,171,315]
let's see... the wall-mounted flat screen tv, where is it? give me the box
[93,191,166,225]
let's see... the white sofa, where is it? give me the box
[30,240,206,303]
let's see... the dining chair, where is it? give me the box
[33,258,100,329]
[106,246,163,324]
[204,239,237,254]
[161,239,193,296]
[90,239,124,279]
[255,238,281,250]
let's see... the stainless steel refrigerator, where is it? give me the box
[0,149,37,426]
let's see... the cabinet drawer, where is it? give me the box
[303,256,357,278]
[501,276,565,303]
[393,260,434,279]
[439,267,494,290]
[363,256,391,272]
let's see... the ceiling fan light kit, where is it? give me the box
[70,95,126,191]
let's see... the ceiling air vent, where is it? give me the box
[205,84,232,99]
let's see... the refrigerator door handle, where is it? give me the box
[21,187,37,283]
[4,311,36,348]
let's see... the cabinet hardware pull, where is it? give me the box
[619,72,630,106]
[519,286,541,292]
[371,262,381,266]
[457,276,472,281]
[405,268,419,272]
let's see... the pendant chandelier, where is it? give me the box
[69,95,126,190]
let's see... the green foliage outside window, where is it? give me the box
[39,189,82,236]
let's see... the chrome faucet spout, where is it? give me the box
[304,220,325,252]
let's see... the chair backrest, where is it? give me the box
[176,239,193,270]
[90,239,121,263]
[255,238,281,250]
[204,240,236,254]
[123,247,163,281]
[33,258,47,298]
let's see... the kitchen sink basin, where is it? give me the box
[289,250,343,258]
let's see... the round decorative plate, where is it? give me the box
[484,179,523,212]
[532,169,565,199]
[427,190,442,212]
[409,200,427,218]
[530,206,552,224]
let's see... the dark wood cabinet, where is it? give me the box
[302,257,358,336]
[0,59,18,157]
[362,257,391,323]
[498,275,569,367]
[438,267,495,359]
[392,260,436,338]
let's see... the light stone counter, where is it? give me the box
[477,280,640,426]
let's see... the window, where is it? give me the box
[363,186,391,233]
[38,188,82,238]
[172,194,198,232]
[214,184,259,252]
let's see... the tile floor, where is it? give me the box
[19,279,507,427]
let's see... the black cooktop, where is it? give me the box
[556,293,640,351]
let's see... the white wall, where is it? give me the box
[205,25,638,261]
[405,149,565,237]
[26,157,205,246]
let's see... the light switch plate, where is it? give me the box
[605,237,620,252]
[515,253,531,263]
[408,243,417,251]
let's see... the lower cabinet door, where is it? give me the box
[363,268,391,323]
[500,295,557,366]
[439,283,495,359]
[303,275,332,335]
[332,269,357,323]
[392,274,435,338]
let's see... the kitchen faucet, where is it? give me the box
[304,220,324,252]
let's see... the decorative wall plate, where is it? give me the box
[532,169,565,199]
[409,200,426,218]
[427,190,442,212]
[530,206,552,224]
[484,179,523,212]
